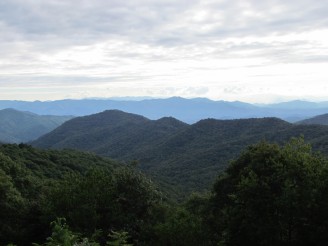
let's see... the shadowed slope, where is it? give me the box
[0,108,73,143]
[32,111,328,194]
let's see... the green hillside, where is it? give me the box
[0,143,163,245]
[0,108,73,143]
[32,110,188,156]
[3,140,328,245]
[32,110,328,194]
[297,113,328,125]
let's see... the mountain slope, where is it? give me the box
[32,110,188,157]
[32,110,328,194]
[297,113,328,125]
[3,97,328,123]
[0,109,73,143]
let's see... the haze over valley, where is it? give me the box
[2,97,328,123]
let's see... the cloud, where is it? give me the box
[0,0,327,101]
[1,0,327,45]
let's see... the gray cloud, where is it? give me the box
[0,0,326,54]
[1,0,327,46]
[0,0,327,101]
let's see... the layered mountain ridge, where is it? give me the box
[0,108,73,143]
[2,97,328,123]
[31,110,328,194]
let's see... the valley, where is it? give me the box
[31,109,328,195]
[2,101,328,245]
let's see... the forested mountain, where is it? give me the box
[32,110,328,194]
[32,110,187,152]
[0,108,73,143]
[0,143,162,245]
[297,113,328,125]
[4,138,328,245]
[2,97,328,123]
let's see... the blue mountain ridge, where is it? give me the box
[1,97,328,123]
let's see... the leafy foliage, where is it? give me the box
[151,197,210,246]
[45,167,161,242]
[0,143,159,245]
[210,138,328,245]
[4,137,328,245]
[34,218,80,246]
[107,231,132,246]
[34,218,132,246]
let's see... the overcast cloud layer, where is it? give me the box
[0,0,328,102]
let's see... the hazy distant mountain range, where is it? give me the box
[2,97,328,123]
[31,110,328,194]
[0,108,73,143]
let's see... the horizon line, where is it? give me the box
[1,96,328,105]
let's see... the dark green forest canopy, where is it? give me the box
[210,138,328,245]
[297,113,328,125]
[0,143,119,178]
[2,138,328,245]
[32,111,328,194]
[0,143,162,245]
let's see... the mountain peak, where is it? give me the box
[92,109,150,123]
[155,116,189,127]
[0,108,36,115]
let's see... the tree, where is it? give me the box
[34,218,132,246]
[211,138,328,246]
[0,169,24,244]
[44,167,161,244]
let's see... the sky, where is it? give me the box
[0,0,328,103]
